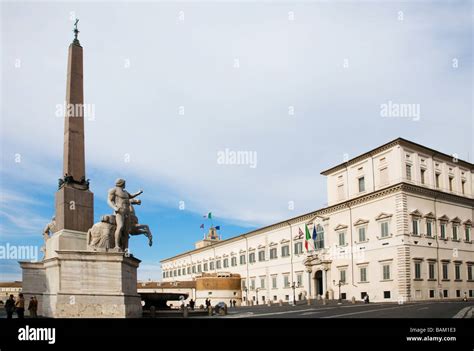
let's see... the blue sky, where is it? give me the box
[1,0,472,281]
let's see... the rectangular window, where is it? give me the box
[466,226,471,242]
[420,168,425,184]
[358,227,366,242]
[443,290,448,298]
[414,262,421,279]
[250,279,255,290]
[281,245,290,257]
[338,232,346,246]
[187,267,191,274]
[192,266,196,274]
[442,263,449,280]
[440,223,447,239]
[249,253,256,263]
[449,176,454,191]
[337,184,345,200]
[468,265,473,281]
[270,247,277,259]
[260,277,265,289]
[384,291,391,299]
[426,221,432,237]
[296,273,303,287]
[231,257,237,267]
[429,290,435,298]
[406,164,412,180]
[240,255,246,265]
[429,263,435,280]
[461,180,466,194]
[382,264,391,280]
[340,269,346,283]
[358,176,365,192]
[381,221,389,237]
[272,276,277,289]
[294,242,303,255]
[203,263,208,271]
[455,264,461,280]
[412,219,419,235]
[197,265,202,273]
[223,259,229,268]
[216,260,222,269]
[258,250,265,262]
[435,173,440,188]
[210,261,215,270]
[380,167,388,185]
[452,225,458,240]
[360,267,367,282]
[283,275,290,288]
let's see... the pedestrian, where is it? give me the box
[462,292,468,302]
[28,296,38,318]
[233,300,236,307]
[364,294,370,304]
[15,293,25,319]
[4,295,15,319]
[189,299,195,310]
[230,299,233,308]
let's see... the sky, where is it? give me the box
[1,0,472,281]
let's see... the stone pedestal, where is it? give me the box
[45,229,87,259]
[55,186,94,233]
[20,251,142,318]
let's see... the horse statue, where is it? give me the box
[129,199,153,247]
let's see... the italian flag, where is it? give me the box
[204,212,212,219]
[305,224,311,251]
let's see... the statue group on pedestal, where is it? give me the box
[87,178,153,252]
[42,178,153,256]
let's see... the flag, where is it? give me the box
[200,224,204,229]
[215,226,220,230]
[312,225,317,240]
[298,228,304,238]
[305,224,311,251]
[207,212,212,219]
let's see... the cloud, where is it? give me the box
[1,1,472,231]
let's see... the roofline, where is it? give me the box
[320,137,474,176]
[161,181,474,264]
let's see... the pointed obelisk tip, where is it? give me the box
[72,18,80,45]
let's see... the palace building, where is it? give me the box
[161,138,474,303]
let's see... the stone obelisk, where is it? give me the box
[55,20,93,233]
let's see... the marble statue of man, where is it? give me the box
[107,178,143,251]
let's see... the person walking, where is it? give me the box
[364,293,370,304]
[4,295,15,319]
[15,293,25,319]
[189,299,195,310]
[28,296,38,318]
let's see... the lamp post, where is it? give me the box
[333,279,342,303]
[243,287,248,306]
[291,282,296,306]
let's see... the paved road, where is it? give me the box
[222,301,474,318]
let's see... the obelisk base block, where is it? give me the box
[20,251,142,318]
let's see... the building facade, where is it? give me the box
[161,138,474,303]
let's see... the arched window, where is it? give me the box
[314,224,325,250]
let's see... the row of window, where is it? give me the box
[411,218,471,241]
[337,263,392,284]
[163,242,308,278]
[414,261,473,281]
[243,273,305,291]
[406,163,468,194]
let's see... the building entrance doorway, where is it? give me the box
[315,270,323,297]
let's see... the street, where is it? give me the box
[221,301,474,319]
